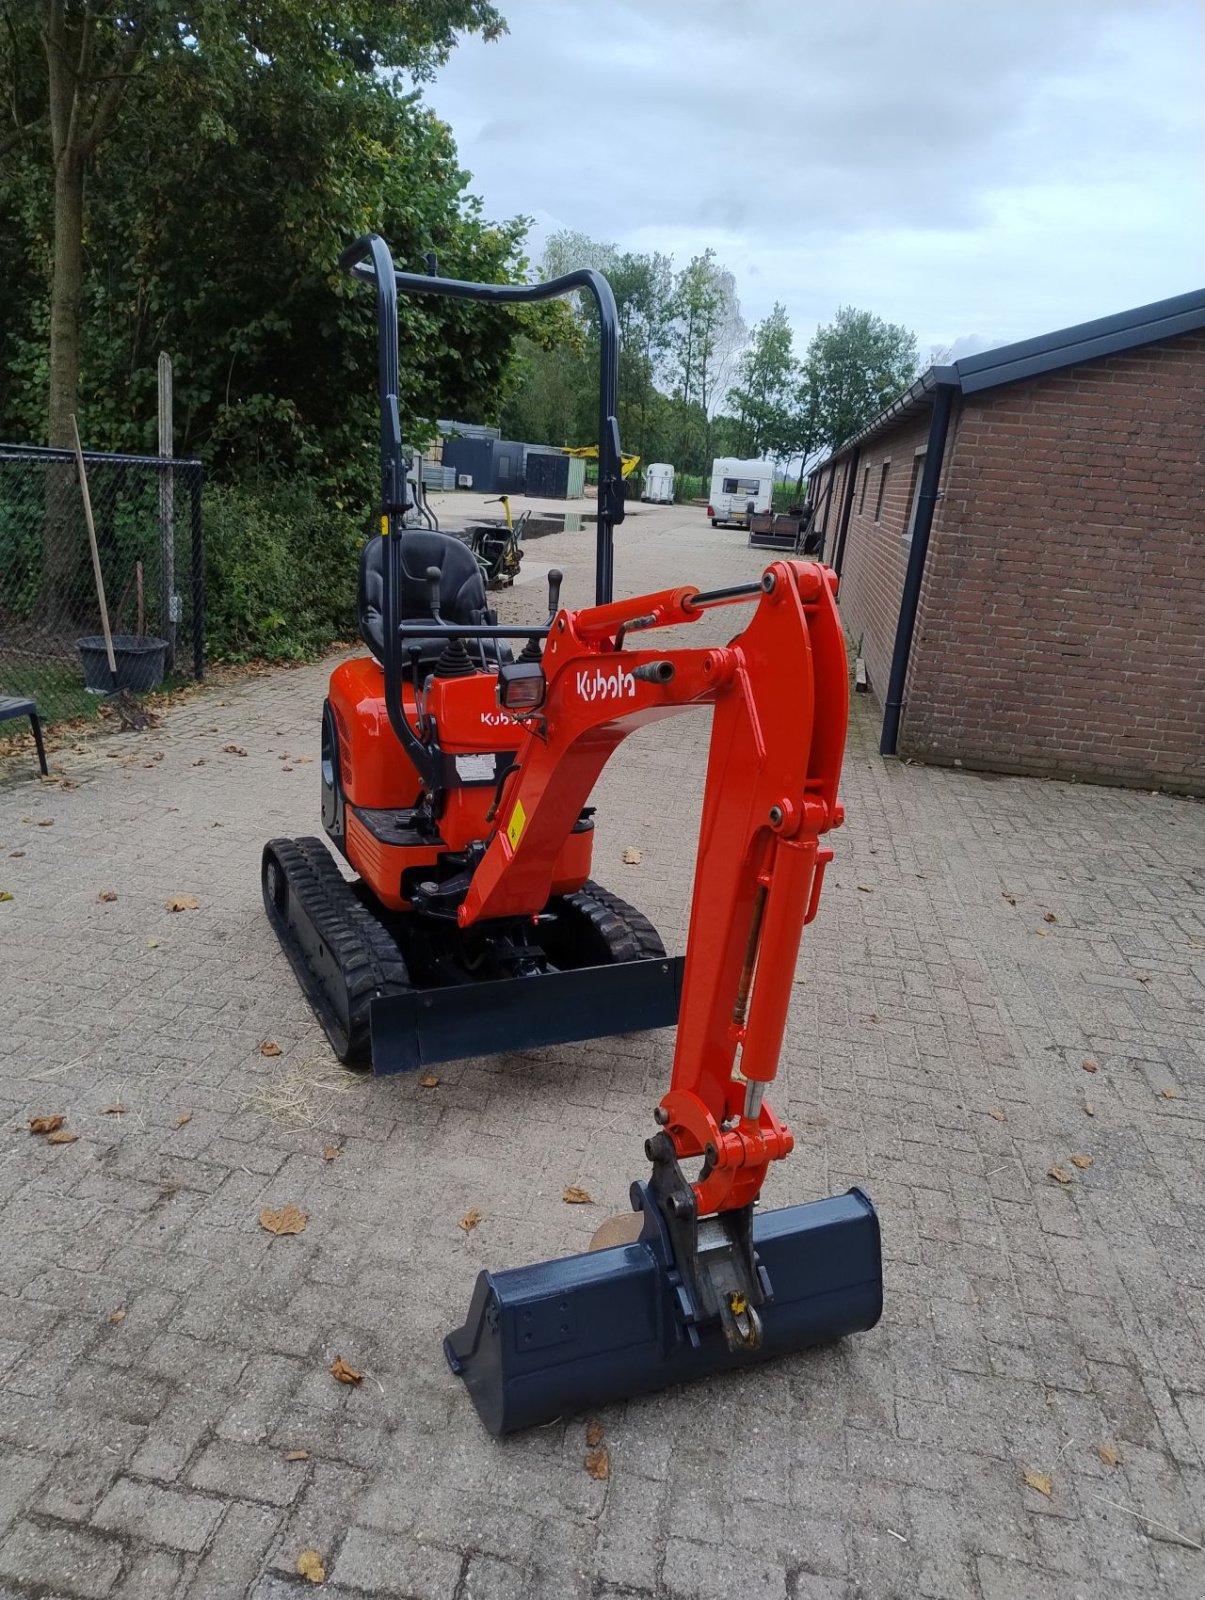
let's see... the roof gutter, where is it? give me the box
[879,381,958,757]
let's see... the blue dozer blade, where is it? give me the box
[444,1187,882,1435]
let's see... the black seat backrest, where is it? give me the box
[358,531,488,661]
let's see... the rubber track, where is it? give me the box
[263,836,410,1065]
[558,880,667,964]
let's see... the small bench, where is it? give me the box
[0,698,48,776]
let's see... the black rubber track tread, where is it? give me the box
[557,880,667,964]
[263,836,410,1066]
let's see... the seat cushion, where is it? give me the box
[358,533,511,671]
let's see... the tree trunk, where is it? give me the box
[43,148,86,606]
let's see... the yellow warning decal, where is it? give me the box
[506,798,526,851]
[379,515,389,537]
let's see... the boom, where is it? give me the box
[462,559,848,1229]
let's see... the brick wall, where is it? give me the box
[833,409,945,704]
[902,332,1205,792]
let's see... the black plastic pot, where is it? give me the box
[76,634,168,694]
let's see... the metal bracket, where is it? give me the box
[636,1132,771,1353]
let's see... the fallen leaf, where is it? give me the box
[1070,1154,1093,1169]
[223,744,248,757]
[1002,893,1017,906]
[102,1104,126,1115]
[622,847,642,865]
[1043,912,1057,923]
[1024,1470,1053,1497]
[419,1074,440,1088]
[1036,929,1049,937]
[29,1115,65,1135]
[459,1207,483,1233]
[36,819,53,828]
[322,1146,339,1162]
[46,1129,78,1145]
[97,890,118,902]
[260,1040,282,1057]
[1047,1166,1074,1185]
[585,1421,604,1448]
[285,1449,309,1462]
[1158,1088,1180,1099]
[562,1185,593,1205]
[1097,1444,1122,1467]
[174,1112,193,1128]
[1084,1103,1095,1117]
[108,1308,126,1324]
[165,895,199,912]
[1137,975,1151,984]
[585,1446,610,1480]
[0,891,13,902]
[856,884,873,893]
[192,758,205,767]
[9,851,24,858]
[330,1355,362,1385]
[988,1108,1006,1122]
[295,756,313,765]
[146,938,160,949]
[296,1548,326,1583]
[282,765,294,772]
[259,1202,308,1236]
[1081,1059,1098,1073]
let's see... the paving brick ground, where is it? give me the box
[2,497,1204,1599]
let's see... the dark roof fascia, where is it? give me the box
[815,285,1205,468]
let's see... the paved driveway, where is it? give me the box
[2,501,1204,1599]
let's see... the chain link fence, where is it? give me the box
[0,446,204,723]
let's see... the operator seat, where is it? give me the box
[358,531,509,671]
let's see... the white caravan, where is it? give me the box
[708,457,775,528]
[641,463,675,503]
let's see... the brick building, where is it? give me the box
[809,289,1205,793]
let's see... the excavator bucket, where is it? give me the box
[445,1186,882,1436]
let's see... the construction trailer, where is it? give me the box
[441,435,527,495]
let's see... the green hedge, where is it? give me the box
[204,479,362,663]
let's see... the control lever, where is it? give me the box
[426,565,443,624]
[546,568,563,617]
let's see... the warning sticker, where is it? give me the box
[506,798,526,850]
[455,753,495,783]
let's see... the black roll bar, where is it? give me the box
[338,233,626,793]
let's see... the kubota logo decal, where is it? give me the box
[480,711,510,727]
[576,666,636,702]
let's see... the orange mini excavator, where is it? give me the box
[263,236,882,1434]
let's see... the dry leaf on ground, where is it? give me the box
[223,744,248,757]
[1002,893,1016,906]
[459,1207,483,1233]
[622,847,642,865]
[285,1449,309,1462]
[97,890,118,902]
[563,1185,593,1205]
[260,1040,283,1057]
[108,1308,126,1324]
[856,884,873,893]
[1070,1154,1093,1169]
[259,1202,308,1236]
[102,1103,126,1115]
[585,1446,610,1480]
[46,1129,78,1145]
[585,1421,604,1448]
[174,1112,193,1128]
[419,1074,440,1088]
[36,819,53,828]
[1024,1470,1053,1497]
[988,1109,1006,1122]
[165,895,199,912]
[1097,1444,1122,1466]
[0,891,14,902]
[1081,1058,1098,1073]
[1043,912,1057,923]
[322,1147,339,1161]
[330,1355,362,1385]
[146,938,160,949]
[296,1548,326,1583]
[1158,1088,1180,1099]
[1083,1103,1095,1116]
[1047,1166,1074,1185]
[29,1115,65,1135]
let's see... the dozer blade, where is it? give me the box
[369,955,684,1074]
[444,1187,882,1435]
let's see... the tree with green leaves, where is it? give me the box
[728,303,799,461]
[805,306,919,453]
[668,250,746,470]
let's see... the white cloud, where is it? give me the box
[425,0,1204,358]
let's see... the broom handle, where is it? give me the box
[70,414,117,679]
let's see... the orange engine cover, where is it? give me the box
[327,654,594,910]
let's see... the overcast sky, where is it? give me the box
[425,0,1203,365]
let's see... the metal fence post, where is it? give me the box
[157,352,177,671]
[190,465,205,680]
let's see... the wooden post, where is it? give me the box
[70,414,118,688]
[157,351,176,670]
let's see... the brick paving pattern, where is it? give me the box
[1,498,1203,1598]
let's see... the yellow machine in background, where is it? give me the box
[562,445,641,479]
